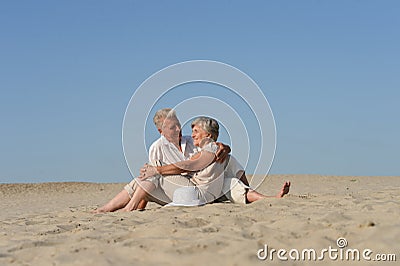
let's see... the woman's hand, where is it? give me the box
[139,164,159,180]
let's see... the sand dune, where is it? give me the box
[1,175,399,265]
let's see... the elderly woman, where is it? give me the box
[121,116,227,211]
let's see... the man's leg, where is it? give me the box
[122,180,156,211]
[94,179,146,213]
[94,189,131,213]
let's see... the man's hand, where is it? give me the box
[139,164,158,180]
[215,142,231,163]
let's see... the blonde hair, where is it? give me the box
[153,108,178,130]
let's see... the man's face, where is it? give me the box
[161,118,181,142]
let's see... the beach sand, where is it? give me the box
[1,175,399,265]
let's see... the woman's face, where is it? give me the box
[191,124,211,147]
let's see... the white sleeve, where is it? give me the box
[148,142,162,164]
[202,142,219,154]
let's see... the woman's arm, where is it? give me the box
[159,151,215,174]
[139,151,216,179]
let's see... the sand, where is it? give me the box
[0,175,399,265]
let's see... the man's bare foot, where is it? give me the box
[118,206,146,212]
[91,190,131,214]
[92,208,106,214]
[277,181,291,198]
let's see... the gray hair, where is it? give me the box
[191,116,219,141]
[153,108,178,130]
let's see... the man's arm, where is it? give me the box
[215,142,231,163]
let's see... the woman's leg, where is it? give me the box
[246,181,291,203]
[230,171,291,203]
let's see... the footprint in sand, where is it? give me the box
[56,224,77,232]
[201,226,219,233]
[287,193,315,199]
[176,218,210,228]
[8,241,56,253]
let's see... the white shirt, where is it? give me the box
[148,135,195,165]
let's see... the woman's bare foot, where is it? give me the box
[246,181,291,203]
[277,181,291,198]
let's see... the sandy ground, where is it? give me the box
[0,175,399,265]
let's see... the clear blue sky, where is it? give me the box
[1,1,399,183]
